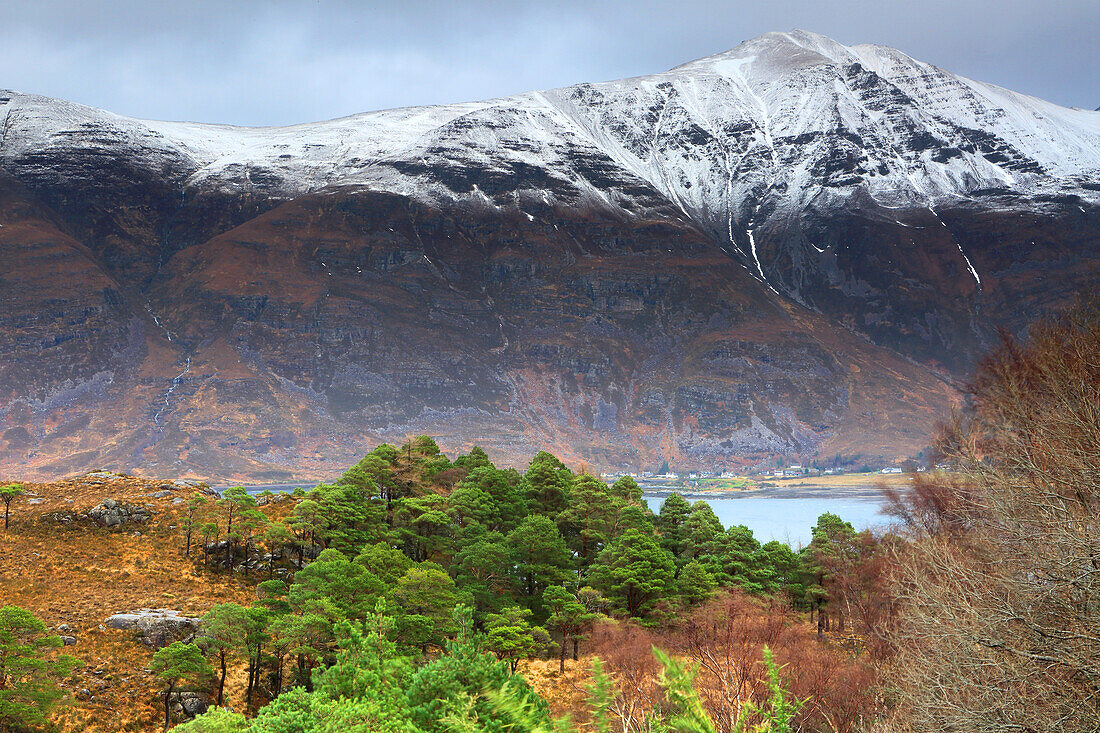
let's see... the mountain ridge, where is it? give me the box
[0,31,1095,481]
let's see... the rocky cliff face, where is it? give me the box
[0,31,1096,481]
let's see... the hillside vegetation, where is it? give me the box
[3,301,1100,732]
[0,447,877,732]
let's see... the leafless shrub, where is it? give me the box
[671,592,878,733]
[591,592,879,733]
[589,621,666,732]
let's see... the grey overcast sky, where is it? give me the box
[2,0,1096,126]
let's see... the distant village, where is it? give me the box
[601,461,933,487]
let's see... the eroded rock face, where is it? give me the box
[0,32,1097,479]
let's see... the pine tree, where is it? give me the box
[656,493,692,559]
[543,586,599,672]
[0,605,75,732]
[181,496,207,557]
[506,516,572,607]
[217,487,256,571]
[588,530,676,618]
[0,483,26,531]
[484,606,548,672]
[524,451,574,516]
[201,603,249,707]
[556,474,615,568]
[150,642,213,731]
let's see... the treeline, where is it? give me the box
[156,601,808,733]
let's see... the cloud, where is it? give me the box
[1,0,1095,125]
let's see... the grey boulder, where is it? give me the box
[87,499,152,528]
[105,609,200,648]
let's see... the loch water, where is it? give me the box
[224,482,892,549]
[643,487,891,548]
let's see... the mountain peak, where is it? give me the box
[675,29,849,67]
[671,30,914,85]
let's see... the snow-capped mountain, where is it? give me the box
[0,31,1096,480]
[4,30,1097,264]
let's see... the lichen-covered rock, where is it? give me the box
[40,510,80,525]
[172,480,218,497]
[256,492,288,506]
[87,499,152,528]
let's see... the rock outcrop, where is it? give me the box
[172,692,209,719]
[105,609,200,648]
[87,499,153,528]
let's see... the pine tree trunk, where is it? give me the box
[224,507,235,571]
[163,683,175,731]
[559,632,568,672]
[303,656,314,693]
[184,509,193,556]
[217,653,227,706]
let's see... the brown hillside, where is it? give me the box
[0,472,269,732]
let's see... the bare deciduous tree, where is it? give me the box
[885,301,1100,732]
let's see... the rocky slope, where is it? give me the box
[0,31,1096,481]
[0,470,261,732]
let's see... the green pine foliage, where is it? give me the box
[507,515,572,608]
[742,647,806,733]
[587,530,677,618]
[524,451,574,516]
[677,560,718,604]
[585,658,617,733]
[543,586,601,672]
[164,442,862,731]
[0,605,75,732]
[654,648,715,733]
[656,493,692,559]
[484,606,548,672]
[151,642,214,731]
[171,707,248,733]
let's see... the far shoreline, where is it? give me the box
[213,477,907,501]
